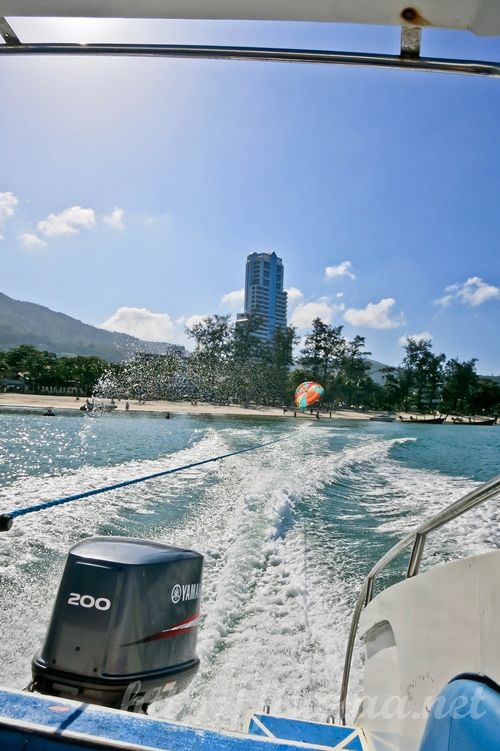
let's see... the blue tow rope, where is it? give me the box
[0,436,289,531]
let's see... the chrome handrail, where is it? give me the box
[339,473,500,725]
[0,41,499,79]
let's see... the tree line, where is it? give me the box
[101,314,500,415]
[1,316,499,415]
[296,319,499,414]
[0,345,111,396]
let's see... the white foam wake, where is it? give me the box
[0,420,496,735]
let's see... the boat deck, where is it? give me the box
[0,688,365,751]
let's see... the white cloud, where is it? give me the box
[285,287,304,307]
[220,288,244,310]
[436,276,500,308]
[325,261,355,281]
[100,306,208,347]
[290,300,344,331]
[0,192,18,228]
[343,298,403,329]
[436,293,453,308]
[37,206,96,237]
[135,211,171,228]
[103,207,125,230]
[101,307,183,344]
[19,233,47,249]
[398,331,432,346]
[185,314,210,331]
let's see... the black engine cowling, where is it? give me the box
[32,537,203,712]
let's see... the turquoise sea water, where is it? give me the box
[0,411,499,729]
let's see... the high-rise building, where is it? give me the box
[237,252,288,341]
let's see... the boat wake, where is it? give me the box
[0,419,497,731]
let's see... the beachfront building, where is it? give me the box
[236,252,288,341]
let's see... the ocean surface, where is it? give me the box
[0,410,499,729]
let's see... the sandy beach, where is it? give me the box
[0,393,372,420]
[2,395,492,424]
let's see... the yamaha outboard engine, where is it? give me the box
[31,537,203,712]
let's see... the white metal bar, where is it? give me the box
[250,716,276,738]
[333,727,360,749]
[0,0,500,36]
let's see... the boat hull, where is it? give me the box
[451,417,497,426]
[398,416,446,424]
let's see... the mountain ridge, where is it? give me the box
[0,291,181,363]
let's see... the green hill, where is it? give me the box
[0,292,180,363]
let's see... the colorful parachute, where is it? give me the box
[294,381,324,411]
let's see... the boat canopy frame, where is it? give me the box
[1,14,500,78]
[339,473,500,725]
[0,0,500,78]
[1,0,500,35]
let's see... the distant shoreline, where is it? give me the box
[0,393,371,421]
[2,394,493,424]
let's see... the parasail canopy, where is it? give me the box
[294,381,324,411]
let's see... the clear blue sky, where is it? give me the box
[1,17,499,372]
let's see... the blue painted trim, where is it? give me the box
[249,714,363,750]
[0,689,359,751]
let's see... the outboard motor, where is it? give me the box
[31,537,203,712]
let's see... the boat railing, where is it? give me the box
[1,17,500,80]
[339,473,500,725]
